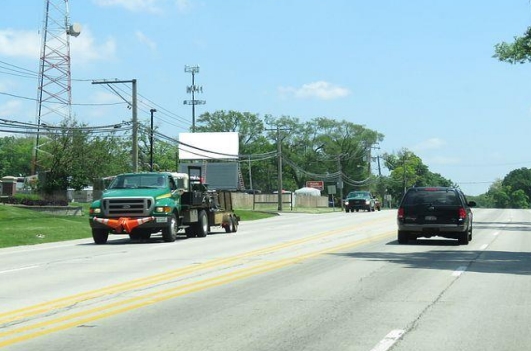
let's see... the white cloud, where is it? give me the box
[0,29,40,59]
[0,100,23,117]
[412,138,446,152]
[136,31,157,51]
[82,91,129,119]
[278,81,350,100]
[93,0,163,14]
[0,28,115,65]
[70,27,117,64]
[427,155,461,165]
[175,0,193,13]
[91,91,124,104]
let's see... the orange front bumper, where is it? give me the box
[92,216,155,234]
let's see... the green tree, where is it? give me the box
[511,189,529,209]
[494,26,531,64]
[382,149,455,206]
[137,122,179,172]
[37,117,131,195]
[195,110,266,146]
[501,167,531,206]
[195,110,274,191]
[264,115,384,193]
[485,180,511,208]
[0,136,33,177]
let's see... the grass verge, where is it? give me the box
[0,205,277,248]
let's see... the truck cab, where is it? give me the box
[88,169,239,244]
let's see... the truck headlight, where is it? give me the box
[155,206,171,213]
[90,208,101,215]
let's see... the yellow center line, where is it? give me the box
[0,219,384,324]
[0,230,395,348]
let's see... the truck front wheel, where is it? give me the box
[92,229,109,244]
[162,214,178,242]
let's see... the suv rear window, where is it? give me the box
[402,189,459,206]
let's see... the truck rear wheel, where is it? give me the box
[92,229,109,244]
[196,210,208,238]
[162,214,178,242]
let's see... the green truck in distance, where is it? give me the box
[88,166,239,244]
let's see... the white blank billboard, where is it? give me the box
[178,132,239,160]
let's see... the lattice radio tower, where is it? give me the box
[32,0,81,174]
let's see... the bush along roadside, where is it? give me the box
[1,194,68,206]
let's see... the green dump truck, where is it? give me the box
[88,166,239,244]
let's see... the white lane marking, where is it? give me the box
[370,329,405,351]
[480,244,488,250]
[0,265,40,275]
[452,266,467,276]
[0,241,90,256]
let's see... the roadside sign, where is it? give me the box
[306,180,324,190]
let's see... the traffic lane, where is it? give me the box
[2,210,511,351]
[0,210,396,314]
[391,208,531,351]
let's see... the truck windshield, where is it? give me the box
[108,175,167,189]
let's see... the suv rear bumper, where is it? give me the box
[397,223,469,234]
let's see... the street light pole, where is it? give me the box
[150,108,156,172]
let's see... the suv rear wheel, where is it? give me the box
[458,231,469,245]
[397,230,408,244]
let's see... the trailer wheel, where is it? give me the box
[162,214,178,242]
[224,220,232,233]
[92,229,109,244]
[196,210,208,238]
[231,215,239,233]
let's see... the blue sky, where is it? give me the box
[1,0,531,196]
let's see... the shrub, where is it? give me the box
[5,194,68,206]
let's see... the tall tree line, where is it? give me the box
[2,110,529,208]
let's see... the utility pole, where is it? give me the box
[402,154,407,196]
[277,127,283,211]
[92,79,138,172]
[266,126,290,211]
[368,144,380,175]
[150,108,157,171]
[183,65,205,133]
[337,154,344,209]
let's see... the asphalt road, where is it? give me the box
[0,208,530,351]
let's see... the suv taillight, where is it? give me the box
[458,207,467,220]
[397,207,404,220]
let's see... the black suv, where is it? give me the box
[397,187,476,245]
